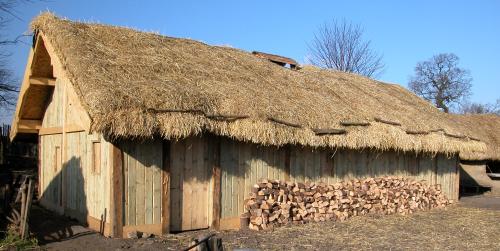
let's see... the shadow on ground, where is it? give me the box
[29,204,96,245]
[459,195,500,210]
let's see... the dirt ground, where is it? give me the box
[24,196,500,250]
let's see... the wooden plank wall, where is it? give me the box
[38,78,111,228]
[122,140,163,227]
[220,138,286,218]
[220,139,459,219]
[39,133,111,222]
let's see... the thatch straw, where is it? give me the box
[30,13,485,156]
[447,114,500,161]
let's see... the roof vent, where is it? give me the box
[252,51,299,69]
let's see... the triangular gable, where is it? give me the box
[10,33,91,141]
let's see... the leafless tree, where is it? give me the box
[409,53,472,113]
[0,0,39,108]
[459,99,500,115]
[308,19,385,78]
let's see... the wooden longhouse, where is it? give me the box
[10,14,486,237]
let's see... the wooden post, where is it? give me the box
[211,136,221,230]
[110,142,123,238]
[37,135,42,199]
[455,155,460,201]
[161,141,171,234]
[61,80,67,210]
[21,178,34,239]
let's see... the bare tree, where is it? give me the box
[409,53,472,113]
[459,99,500,115]
[0,0,39,108]
[308,19,385,78]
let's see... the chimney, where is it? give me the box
[252,51,299,69]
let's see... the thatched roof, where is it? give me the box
[24,13,485,155]
[448,114,500,161]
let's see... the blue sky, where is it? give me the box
[1,1,499,122]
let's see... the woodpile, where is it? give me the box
[243,177,452,231]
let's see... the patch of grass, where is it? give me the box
[0,228,38,251]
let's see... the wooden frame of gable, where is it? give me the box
[10,32,91,140]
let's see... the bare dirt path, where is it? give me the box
[28,199,500,251]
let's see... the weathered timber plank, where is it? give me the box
[211,136,221,230]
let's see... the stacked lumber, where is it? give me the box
[244,177,451,231]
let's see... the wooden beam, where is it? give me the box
[211,136,221,230]
[38,127,62,135]
[110,142,123,238]
[65,124,85,133]
[17,128,39,134]
[38,124,86,136]
[29,76,56,86]
[161,141,171,234]
[18,119,41,130]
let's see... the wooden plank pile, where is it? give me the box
[243,177,451,231]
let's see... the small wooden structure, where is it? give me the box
[449,114,500,194]
[9,14,485,238]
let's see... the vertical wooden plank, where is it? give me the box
[203,137,211,227]
[231,141,238,218]
[122,143,128,225]
[220,140,227,218]
[61,81,67,211]
[211,136,221,230]
[192,137,206,228]
[110,141,123,238]
[312,151,320,182]
[135,143,146,225]
[151,143,161,225]
[183,138,193,230]
[145,144,154,225]
[127,145,137,226]
[161,140,170,233]
[38,135,42,199]
[169,140,183,231]
[243,143,251,204]
[238,142,245,216]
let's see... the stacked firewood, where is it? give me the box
[244,177,451,231]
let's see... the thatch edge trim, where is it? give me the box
[444,132,466,139]
[374,117,401,126]
[267,117,302,128]
[405,130,430,135]
[340,121,371,126]
[312,128,347,135]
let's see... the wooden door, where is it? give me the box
[170,137,211,231]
